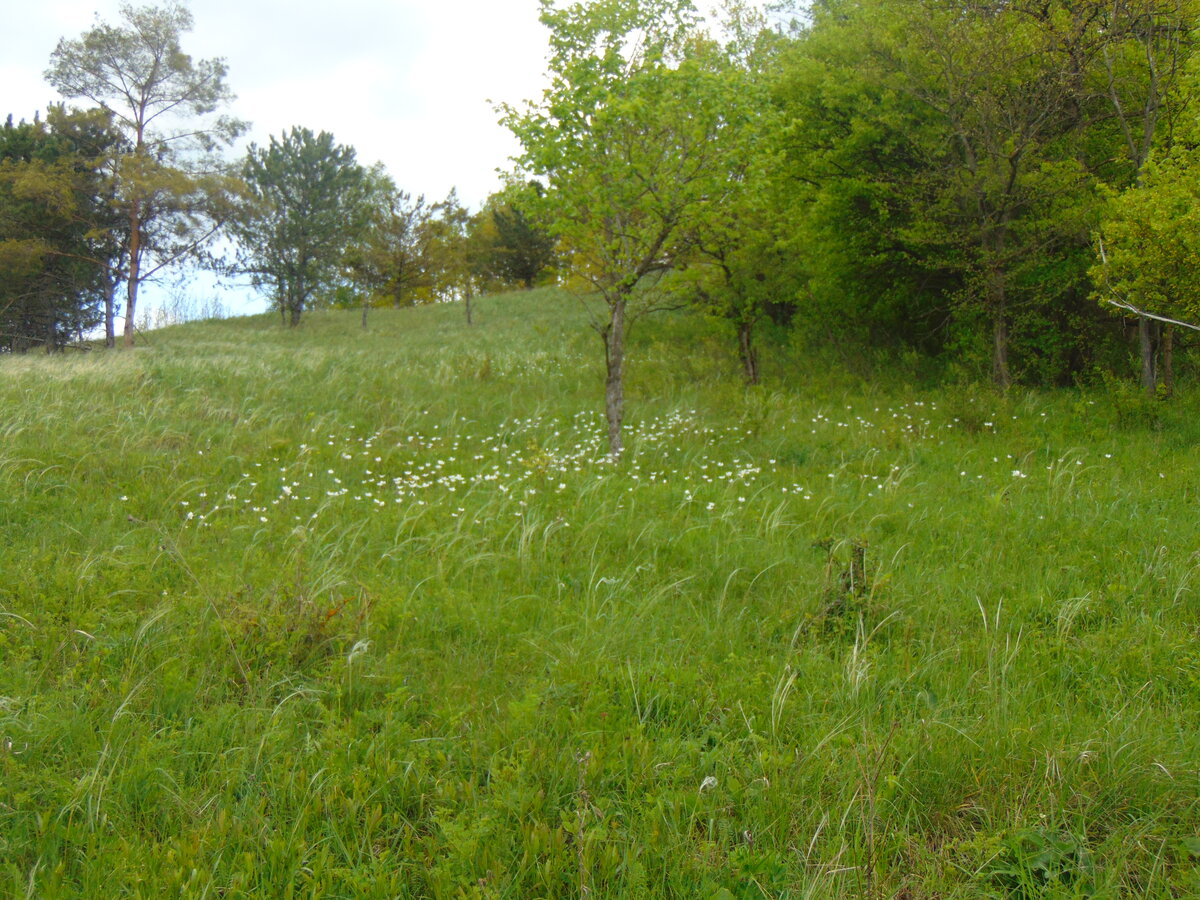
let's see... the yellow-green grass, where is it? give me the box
[2,290,1199,897]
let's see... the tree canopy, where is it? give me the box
[505,0,742,455]
[230,127,370,327]
[0,109,123,352]
[1,0,1195,401]
[45,0,245,346]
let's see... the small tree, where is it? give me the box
[349,183,436,322]
[45,0,246,347]
[464,182,557,308]
[230,127,370,326]
[682,7,798,384]
[426,189,475,317]
[0,108,126,352]
[687,198,801,385]
[504,0,732,457]
[484,181,557,291]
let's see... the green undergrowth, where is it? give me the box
[2,289,1200,897]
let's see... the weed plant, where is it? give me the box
[2,289,1200,897]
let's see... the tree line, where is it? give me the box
[495,0,1200,453]
[4,0,1199,442]
[0,1,556,353]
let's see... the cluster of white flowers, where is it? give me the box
[174,398,1115,530]
[179,408,786,528]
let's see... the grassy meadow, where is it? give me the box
[3,289,1200,897]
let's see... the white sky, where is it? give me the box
[2,0,775,320]
[1,0,556,316]
[2,0,553,208]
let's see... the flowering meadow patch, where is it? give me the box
[3,296,1197,898]
[177,399,1118,536]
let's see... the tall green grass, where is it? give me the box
[2,289,1199,897]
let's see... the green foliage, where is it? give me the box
[423,188,474,304]
[0,109,122,351]
[231,127,370,326]
[45,2,240,143]
[506,0,731,301]
[984,827,1097,897]
[504,0,746,454]
[479,187,557,290]
[777,0,1113,384]
[462,181,558,302]
[772,0,1198,385]
[1088,27,1200,392]
[1093,143,1200,324]
[695,24,804,382]
[44,0,247,347]
[348,182,434,311]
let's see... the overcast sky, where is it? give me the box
[3,1,772,320]
[2,0,558,315]
[3,0,553,209]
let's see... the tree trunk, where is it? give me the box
[604,295,627,459]
[991,303,1010,390]
[464,292,473,326]
[738,320,759,385]
[104,277,116,348]
[984,225,1010,389]
[1139,317,1158,396]
[123,207,141,348]
[97,263,117,348]
[289,303,302,328]
[1163,324,1174,398]
[362,297,369,330]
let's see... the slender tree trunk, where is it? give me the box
[992,310,1009,389]
[289,303,302,328]
[104,270,116,349]
[123,206,141,348]
[738,320,759,385]
[1163,324,1175,398]
[362,297,369,330]
[464,291,473,326]
[1139,317,1158,396]
[979,206,1015,389]
[603,295,627,459]
[982,230,1011,388]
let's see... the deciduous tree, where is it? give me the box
[348,182,436,324]
[1092,57,1200,391]
[775,0,1113,386]
[504,0,733,457]
[426,189,475,318]
[680,5,799,384]
[1091,0,1200,391]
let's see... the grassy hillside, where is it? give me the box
[3,290,1200,898]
